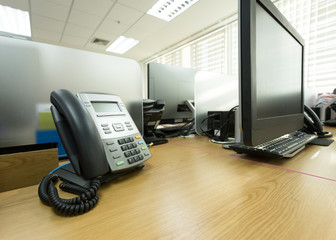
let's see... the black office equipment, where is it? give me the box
[206,109,236,141]
[324,119,336,126]
[303,105,332,138]
[38,89,151,215]
[230,131,317,158]
[232,0,331,157]
[143,99,168,145]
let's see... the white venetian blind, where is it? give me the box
[274,0,336,89]
[149,0,336,90]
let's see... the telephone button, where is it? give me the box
[135,149,141,154]
[113,123,124,132]
[124,138,130,143]
[101,124,108,127]
[116,161,124,166]
[139,155,144,160]
[106,140,114,145]
[104,131,112,134]
[121,145,128,151]
[103,127,110,130]
[113,155,121,159]
[118,139,125,145]
[128,158,135,164]
[109,148,117,152]
[135,136,141,139]
[141,146,147,150]
[129,137,134,142]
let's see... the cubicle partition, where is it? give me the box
[0,36,144,149]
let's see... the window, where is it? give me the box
[148,0,336,90]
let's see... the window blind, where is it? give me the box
[149,0,336,90]
[274,0,336,89]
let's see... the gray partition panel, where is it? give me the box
[148,62,196,121]
[0,36,143,147]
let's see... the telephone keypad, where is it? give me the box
[116,135,148,166]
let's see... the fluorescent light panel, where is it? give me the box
[147,0,199,22]
[0,4,31,37]
[106,36,139,54]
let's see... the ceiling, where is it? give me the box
[0,0,237,62]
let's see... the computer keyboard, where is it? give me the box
[228,131,317,158]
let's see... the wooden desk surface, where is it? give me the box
[1,128,336,240]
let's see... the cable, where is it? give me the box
[38,173,100,216]
[157,119,195,138]
[200,106,238,141]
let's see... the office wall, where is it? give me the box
[0,36,144,148]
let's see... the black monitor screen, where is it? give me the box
[239,0,305,146]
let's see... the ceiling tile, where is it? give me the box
[124,27,152,41]
[68,9,102,29]
[117,0,157,13]
[72,0,116,17]
[106,3,144,26]
[46,0,72,7]
[63,23,94,39]
[31,14,65,33]
[33,28,62,42]
[131,14,166,33]
[0,0,29,11]
[30,0,70,21]
[98,18,129,36]
[61,34,87,47]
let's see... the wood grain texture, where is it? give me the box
[0,128,335,240]
[0,148,58,192]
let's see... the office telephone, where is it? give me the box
[38,89,151,216]
[304,105,332,138]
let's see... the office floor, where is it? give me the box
[0,127,336,239]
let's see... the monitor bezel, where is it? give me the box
[239,0,305,146]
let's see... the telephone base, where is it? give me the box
[144,136,168,145]
[55,163,145,188]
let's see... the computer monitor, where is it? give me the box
[147,62,196,124]
[239,0,305,146]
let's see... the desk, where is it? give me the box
[1,128,336,239]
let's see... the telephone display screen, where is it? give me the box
[91,102,121,113]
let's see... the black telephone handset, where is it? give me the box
[304,105,332,138]
[50,89,110,179]
[39,89,151,216]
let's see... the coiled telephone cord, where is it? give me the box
[38,173,101,216]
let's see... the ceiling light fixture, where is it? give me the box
[147,0,199,22]
[106,36,139,54]
[0,4,31,38]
